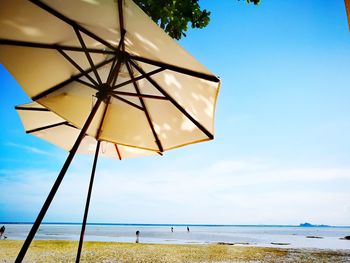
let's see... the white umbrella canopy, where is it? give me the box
[16,102,159,159]
[0,0,220,152]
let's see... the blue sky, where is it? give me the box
[1,0,350,225]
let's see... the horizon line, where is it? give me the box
[1,222,349,228]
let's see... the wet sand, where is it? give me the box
[0,240,349,262]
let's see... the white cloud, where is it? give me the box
[6,142,55,156]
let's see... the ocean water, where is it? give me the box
[2,224,350,250]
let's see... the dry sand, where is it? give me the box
[0,240,349,262]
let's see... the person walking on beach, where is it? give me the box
[187,226,190,232]
[135,230,140,243]
[171,227,173,232]
[0,225,5,239]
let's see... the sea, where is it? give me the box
[1,223,350,250]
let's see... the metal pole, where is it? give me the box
[15,98,104,263]
[76,140,101,262]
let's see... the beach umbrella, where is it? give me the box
[0,0,220,261]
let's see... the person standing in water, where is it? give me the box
[0,225,5,239]
[135,230,140,243]
[171,227,174,232]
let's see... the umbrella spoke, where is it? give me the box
[26,121,69,134]
[111,91,167,100]
[74,27,103,85]
[64,123,78,129]
[129,54,220,83]
[75,79,99,91]
[14,106,49,112]
[110,94,144,111]
[29,0,117,51]
[32,57,114,101]
[129,60,214,140]
[57,49,99,87]
[112,67,165,90]
[0,39,114,54]
[126,61,163,152]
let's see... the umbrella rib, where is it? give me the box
[75,79,99,91]
[64,123,78,129]
[125,61,164,152]
[112,68,165,90]
[14,106,50,112]
[74,27,102,85]
[129,60,214,140]
[57,49,99,87]
[110,94,144,111]
[29,0,117,51]
[15,106,79,133]
[129,54,220,83]
[32,57,113,101]
[26,121,69,134]
[0,39,114,55]
[112,91,167,100]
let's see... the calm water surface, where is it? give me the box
[3,224,350,250]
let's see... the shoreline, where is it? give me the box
[3,224,350,250]
[1,240,350,262]
[2,238,350,250]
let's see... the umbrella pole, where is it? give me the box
[15,98,104,263]
[76,140,101,262]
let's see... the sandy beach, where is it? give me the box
[1,240,349,262]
